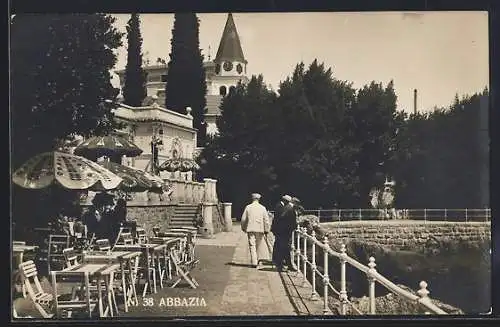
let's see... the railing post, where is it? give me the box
[367,257,377,314]
[296,227,301,270]
[302,227,308,286]
[424,208,427,222]
[339,243,348,315]
[291,229,296,266]
[444,208,447,221]
[359,208,362,220]
[322,236,330,315]
[338,209,342,222]
[465,208,468,222]
[317,209,321,220]
[417,281,431,314]
[310,230,319,300]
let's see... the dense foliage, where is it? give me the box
[122,13,147,107]
[10,14,123,233]
[164,13,207,146]
[199,59,489,216]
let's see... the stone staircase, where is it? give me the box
[170,204,200,228]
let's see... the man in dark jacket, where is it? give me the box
[271,195,287,266]
[271,195,298,271]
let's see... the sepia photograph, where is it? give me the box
[10,11,491,320]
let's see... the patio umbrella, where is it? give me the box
[159,158,200,172]
[99,161,162,193]
[180,159,201,172]
[73,135,143,159]
[12,151,122,191]
[158,158,182,172]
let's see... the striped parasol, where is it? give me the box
[99,161,160,193]
[73,135,143,159]
[159,158,200,173]
[12,151,122,191]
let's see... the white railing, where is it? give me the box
[299,208,491,223]
[292,226,449,315]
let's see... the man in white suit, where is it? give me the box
[241,193,271,268]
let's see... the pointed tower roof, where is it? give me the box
[215,13,247,64]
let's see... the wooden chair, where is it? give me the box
[18,260,55,318]
[48,235,70,273]
[117,233,134,245]
[169,249,199,289]
[135,228,148,244]
[95,239,111,252]
[135,247,157,297]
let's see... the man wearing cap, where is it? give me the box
[271,195,289,267]
[241,193,271,268]
[271,195,298,271]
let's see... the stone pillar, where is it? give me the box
[200,203,214,238]
[222,202,233,232]
[203,178,211,203]
[211,179,219,202]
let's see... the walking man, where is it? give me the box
[241,193,271,268]
[271,195,288,266]
[271,195,298,271]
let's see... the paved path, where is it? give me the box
[218,228,296,315]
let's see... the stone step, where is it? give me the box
[171,218,193,221]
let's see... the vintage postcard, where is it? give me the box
[10,11,491,320]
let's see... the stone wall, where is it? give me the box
[81,203,176,237]
[125,204,176,237]
[320,220,491,250]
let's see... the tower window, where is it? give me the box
[159,128,164,135]
[236,64,243,74]
[219,86,227,96]
[215,64,221,75]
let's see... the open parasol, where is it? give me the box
[12,151,122,191]
[99,161,163,193]
[158,158,200,173]
[73,135,143,159]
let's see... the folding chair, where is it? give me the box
[95,239,111,252]
[17,260,55,318]
[48,235,70,273]
[117,233,134,245]
[137,247,157,297]
[169,248,199,289]
[135,228,148,244]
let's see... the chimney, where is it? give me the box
[413,89,418,114]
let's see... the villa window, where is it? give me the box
[219,86,227,96]
[161,74,167,82]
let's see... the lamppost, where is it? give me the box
[150,135,163,176]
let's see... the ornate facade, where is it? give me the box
[115,13,248,137]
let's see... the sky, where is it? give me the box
[110,12,489,113]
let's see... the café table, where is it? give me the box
[55,262,120,318]
[82,250,141,313]
[13,244,39,298]
[113,244,167,294]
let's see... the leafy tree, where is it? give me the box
[165,13,207,147]
[275,60,358,207]
[10,14,123,235]
[346,80,399,207]
[199,75,277,216]
[122,13,147,107]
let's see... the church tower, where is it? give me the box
[211,13,249,97]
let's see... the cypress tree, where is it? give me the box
[122,13,147,107]
[165,13,207,147]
